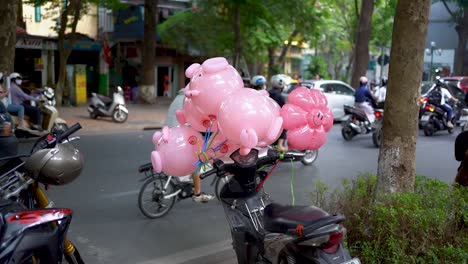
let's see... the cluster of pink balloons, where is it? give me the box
[151,57,334,176]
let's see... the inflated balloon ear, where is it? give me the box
[151,151,163,173]
[162,126,170,142]
[240,128,258,149]
[176,110,187,125]
[152,131,163,145]
[185,63,201,78]
[202,57,228,74]
[240,147,252,156]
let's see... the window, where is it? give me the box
[333,84,354,96]
[34,4,41,22]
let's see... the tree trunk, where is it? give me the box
[351,0,374,88]
[277,29,299,69]
[377,0,431,194]
[0,0,17,75]
[232,3,241,69]
[267,46,276,79]
[454,8,468,75]
[17,0,25,30]
[139,0,158,104]
[55,0,82,106]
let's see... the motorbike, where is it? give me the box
[87,86,128,123]
[0,198,74,264]
[200,148,360,264]
[458,107,468,132]
[371,110,384,148]
[12,87,69,138]
[341,105,383,141]
[421,103,456,136]
[0,123,85,263]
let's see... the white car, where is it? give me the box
[282,80,355,121]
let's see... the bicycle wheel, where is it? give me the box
[214,175,232,201]
[138,176,177,219]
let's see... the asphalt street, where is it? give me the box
[17,124,460,264]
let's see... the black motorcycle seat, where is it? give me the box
[97,94,113,105]
[263,203,332,234]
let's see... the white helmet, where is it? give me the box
[271,74,287,89]
[9,72,22,80]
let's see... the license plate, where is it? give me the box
[421,115,430,121]
[341,258,361,264]
[460,116,468,121]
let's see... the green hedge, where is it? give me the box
[311,175,468,263]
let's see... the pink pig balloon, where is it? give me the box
[281,87,333,150]
[151,126,203,176]
[184,57,243,118]
[217,89,283,155]
[176,96,218,132]
[205,133,241,160]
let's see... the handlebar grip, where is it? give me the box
[58,123,82,142]
[199,169,216,179]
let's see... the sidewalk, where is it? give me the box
[57,98,172,135]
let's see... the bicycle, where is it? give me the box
[137,162,223,219]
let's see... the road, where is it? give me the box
[17,124,460,264]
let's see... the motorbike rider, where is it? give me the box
[9,73,43,131]
[373,76,387,109]
[0,72,26,129]
[354,76,377,123]
[250,75,267,90]
[429,78,458,128]
[269,75,288,152]
[164,85,215,203]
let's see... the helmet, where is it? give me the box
[381,76,388,86]
[9,73,21,80]
[271,74,287,89]
[359,76,368,85]
[24,143,84,186]
[251,75,266,86]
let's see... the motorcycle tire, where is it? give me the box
[301,150,318,165]
[448,127,454,134]
[341,126,356,141]
[372,129,382,148]
[138,176,176,219]
[88,106,98,119]
[112,109,128,123]
[423,123,435,137]
[463,122,468,132]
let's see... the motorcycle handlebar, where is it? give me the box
[57,123,82,143]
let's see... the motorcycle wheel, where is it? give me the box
[463,122,468,132]
[448,127,454,134]
[372,129,382,148]
[301,149,318,165]
[89,106,98,119]
[112,109,128,123]
[341,126,356,141]
[423,123,435,136]
[138,177,176,219]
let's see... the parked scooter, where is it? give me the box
[87,86,128,123]
[200,148,360,264]
[12,87,69,138]
[341,105,383,141]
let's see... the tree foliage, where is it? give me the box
[158,0,323,74]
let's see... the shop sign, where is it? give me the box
[16,38,42,49]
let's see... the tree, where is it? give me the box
[441,0,468,75]
[377,0,431,194]
[26,0,123,105]
[139,0,158,104]
[351,0,375,88]
[0,1,18,75]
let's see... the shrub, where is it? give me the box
[310,175,468,263]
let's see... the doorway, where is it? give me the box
[156,66,169,97]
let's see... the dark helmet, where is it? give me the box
[24,143,84,185]
[381,76,388,87]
